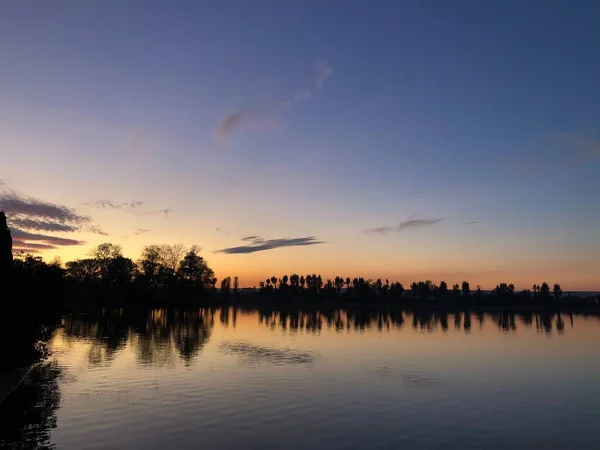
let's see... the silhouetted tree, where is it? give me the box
[176,247,215,294]
[233,276,239,293]
[540,282,550,299]
[220,276,231,296]
[438,281,448,299]
[91,243,123,284]
[553,283,562,301]
[452,283,461,299]
[280,274,289,293]
[65,258,100,283]
[461,281,470,297]
[389,282,405,300]
[0,211,13,279]
[289,273,300,291]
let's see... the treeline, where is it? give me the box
[249,274,595,308]
[7,241,599,311]
[0,209,598,309]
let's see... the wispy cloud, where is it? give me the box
[240,235,264,242]
[133,228,150,236]
[11,228,85,253]
[466,221,478,225]
[85,200,145,210]
[398,218,443,231]
[12,240,59,252]
[84,199,172,217]
[1,194,90,227]
[88,225,109,236]
[281,59,332,109]
[216,236,325,254]
[364,226,395,234]
[365,218,444,234]
[217,59,332,139]
[0,183,93,252]
[8,217,80,233]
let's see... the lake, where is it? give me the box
[2,307,600,449]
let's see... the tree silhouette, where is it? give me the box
[220,276,231,296]
[176,247,215,293]
[553,283,562,301]
[0,211,13,279]
[540,282,550,299]
[461,281,470,297]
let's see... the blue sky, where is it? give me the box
[0,0,599,288]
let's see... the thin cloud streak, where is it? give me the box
[282,59,332,109]
[216,236,325,254]
[216,108,258,139]
[9,217,79,233]
[85,200,145,210]
[11,228,85,253]
[365,218,444,234]
[217,59,332,138]
[364,226,395,234]
[85,199,172,217]
[398,218,443,231]
[88,225,109,236]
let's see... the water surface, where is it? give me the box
[2,307,600,449]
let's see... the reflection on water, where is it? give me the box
[61,308,215,368]
[220,341,315,366]
[0,362,62,450]
[2,307,600,449]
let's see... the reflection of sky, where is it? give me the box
[1,2,600,289]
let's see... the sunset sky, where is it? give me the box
[1,1,599,289]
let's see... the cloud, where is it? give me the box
[366,218,444,235]
[12,240,58,251]
[240,235,263,242]
[0,194,90,226]
[466,221,478,225]
[217,59,332,138]
[216,236,325,254]
[282,59,332,109]
[398,218,443,230]
[11,228,86,253]
[364,226,395,234]
[0,184,94,254]
[88,225,109,236]
[133,228,150,236]
[11,229,85,246]
[85,200,145,210]
[84,200,172,217]
[8,217,79,233]
[216,108,259,139]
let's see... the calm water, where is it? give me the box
[2,307,600,449]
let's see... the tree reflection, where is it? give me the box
[62,308,216,368]
[172,309,214,366]
[0,362,62,450]
[249,307,594,336]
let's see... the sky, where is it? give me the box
[1,0,599,290]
